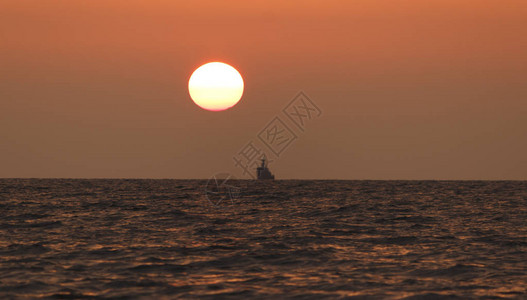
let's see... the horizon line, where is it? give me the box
[1,177,526,181]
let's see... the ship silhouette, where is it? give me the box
[256,158,275,180]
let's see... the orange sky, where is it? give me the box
[1,0,526,179]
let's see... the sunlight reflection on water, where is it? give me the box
[0,179,526,298]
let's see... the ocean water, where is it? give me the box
[0,179,526,299]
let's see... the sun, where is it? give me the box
[188,62,244,111]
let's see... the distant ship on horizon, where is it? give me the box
[256,158,275,180]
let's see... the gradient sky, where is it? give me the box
[1,0,526,179]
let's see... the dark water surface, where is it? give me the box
[0,179,526,299]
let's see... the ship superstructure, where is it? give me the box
[256,158,275,180]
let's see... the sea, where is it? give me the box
[0,179,526,299]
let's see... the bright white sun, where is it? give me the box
[188,62,244,111]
